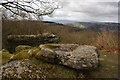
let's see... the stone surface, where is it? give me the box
[6,33,60,52]
[1,59,46,79]
[39,44,99,70]
[7,33,60,44]
[1,58,84,79]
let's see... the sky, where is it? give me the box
[43,0,119,23]
[0,0,119,23]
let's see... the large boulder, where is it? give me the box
[39,44,99,70]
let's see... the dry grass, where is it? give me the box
[58,30,97,45]
[94,29,119,53]
[2,20,119,53]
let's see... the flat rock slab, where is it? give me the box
[6,33,60,52]
[39,44,99,70]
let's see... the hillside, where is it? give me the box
[55,20,119,31]
[2,20,119,53]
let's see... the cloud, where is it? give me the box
[44,0,118,23]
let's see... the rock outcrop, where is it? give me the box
[6,33,60,52]
[7,33,60,44]
[39,44,99,70]
[1,44,99,70]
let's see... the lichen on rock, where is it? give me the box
[39,44,99,70]
[1,59,47,79]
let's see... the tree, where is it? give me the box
[0,0,61,20]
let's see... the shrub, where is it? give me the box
[94,29,118,53]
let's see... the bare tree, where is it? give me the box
[0,0,61,20]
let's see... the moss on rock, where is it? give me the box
[11,46,41,61]
[15,45,33,53]
[0,50,14,65]
[12,50,31,60]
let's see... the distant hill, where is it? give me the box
[65,22,119,31]
[77,22,119,31]
[54,20,119,31]
[54,20,76,24]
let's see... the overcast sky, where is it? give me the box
[43,0,119,23]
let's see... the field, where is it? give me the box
[2,20,119,78]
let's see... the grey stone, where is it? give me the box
[1,59,46,79]
[39,44,99,70]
